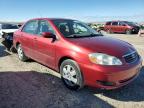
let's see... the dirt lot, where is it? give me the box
[0,34,144,108]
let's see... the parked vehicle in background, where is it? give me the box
[104,21,140,34]
[0,23,19,38]
[13,18,142,90]
[88,23,104,34]
[138,24,144,37]
[1,32,15,51]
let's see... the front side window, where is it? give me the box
[53,20,100,38]
[124,21,137,26]
[37,20,55,35]
[22,20,38,34]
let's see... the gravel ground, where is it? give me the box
[0,34,144,108]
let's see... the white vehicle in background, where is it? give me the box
[0,23,19,38]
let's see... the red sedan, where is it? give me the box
[13,18,142,90]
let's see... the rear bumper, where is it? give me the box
[80,59,142,90]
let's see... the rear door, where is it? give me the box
[119,22,127,33]
[21,20,39,58]
[33,20,56,68]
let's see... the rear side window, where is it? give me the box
[22,20,38,34]
[106,22,111,25]
[112,22,118,26]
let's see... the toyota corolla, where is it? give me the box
[13,18,142,90]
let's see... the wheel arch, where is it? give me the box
[15,42,20,49]
[58,56,85,89]
[58,56,74,71]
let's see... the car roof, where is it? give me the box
[30,18,74,21]
[106,21,129,23]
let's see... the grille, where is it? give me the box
[123,52,138,63]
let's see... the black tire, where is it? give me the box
[107,29,112,34]
[17,44,28,61]
[60,59,84,90]
[126,29,132,34]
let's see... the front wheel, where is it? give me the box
[60,59,84,90]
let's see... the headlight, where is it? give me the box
[89,53,122,65]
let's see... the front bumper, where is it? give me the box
[80,58,142,90]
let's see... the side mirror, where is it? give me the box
[42,32,56,39]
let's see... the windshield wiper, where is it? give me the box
[66,33,103,38]
[85,33,103,37]
[66,34,82,38]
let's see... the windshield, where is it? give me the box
[53,19,101,38]
[2,24,18,29]
[124,21,137,26]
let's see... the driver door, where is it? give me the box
[33,20,56,68]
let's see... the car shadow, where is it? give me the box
[0,71,114,108]
[0,45,11,57]
[90,66,144,102]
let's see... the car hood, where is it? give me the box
[68,36,135,57]
[1,29,18,33]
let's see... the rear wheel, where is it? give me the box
[126,29,132,34]
[17,44,28,61]
[60,59,84,90]
[107,29,112,34]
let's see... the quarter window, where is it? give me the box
[22,20,38,34]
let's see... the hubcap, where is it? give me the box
[62,65,77,85]
[18,46,23,59]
